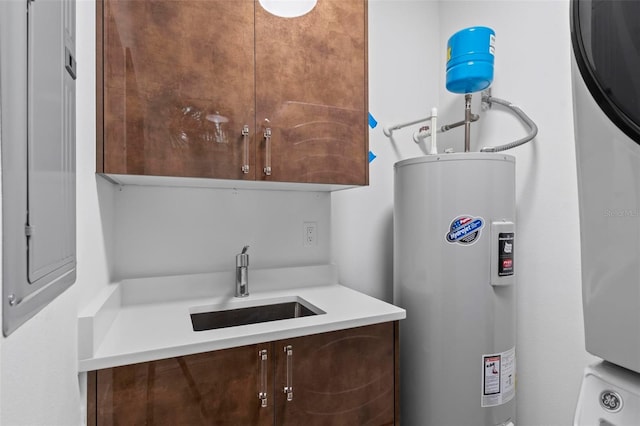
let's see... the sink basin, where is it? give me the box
[190,299,323,331]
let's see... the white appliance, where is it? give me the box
[571,1,640,424]
[394,153,517,426]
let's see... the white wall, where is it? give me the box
[333,0,595,425]
[113,186,330,280]
[332,0,441,302]
[0,1,114,424]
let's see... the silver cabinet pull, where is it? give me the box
[263,127,272,176]
[241,125,250,174]
[259,349,268,408]
[283,345,293,401]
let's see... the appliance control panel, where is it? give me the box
[491,221,515,286]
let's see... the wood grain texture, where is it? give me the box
[101,0,255,179]
[255,0,368,185]
[96,344,273,426]
[90,322,398,425]
[274,322,395,425]
[96,0,104,173]
[87,371,97,426]
[394,320,400,425]
[99,0,368,184]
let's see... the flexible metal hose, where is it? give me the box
[480,95,538,152]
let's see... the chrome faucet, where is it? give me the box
[235,245,250,297]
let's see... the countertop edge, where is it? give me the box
[78,312,404,372]
[77,267,406,372]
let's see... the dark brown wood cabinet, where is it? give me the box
[88,322,398,426]
[91,343,274,426]
[98,0,256,181]
[273,322,396,426]
[97,0,368,186]
[254,0,368,185]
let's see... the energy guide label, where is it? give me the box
[481,347,516,407]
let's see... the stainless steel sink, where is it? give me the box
[190,300,322,331]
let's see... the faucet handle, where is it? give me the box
[237,246,249,267]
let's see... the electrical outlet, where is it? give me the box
[303,222,317,247]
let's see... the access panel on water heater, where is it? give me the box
[491,221,515,286]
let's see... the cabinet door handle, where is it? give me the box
[241,125,250,174]
[258,349,268,408]
[263,127,272,176]
[283,345,293,401]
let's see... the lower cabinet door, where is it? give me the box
[274,322,397,426]
[94,343,273,426]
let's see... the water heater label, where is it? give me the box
[481,347,516,408]
[446,215,485,245]
[498,233,514,276]
[491,222,515,286]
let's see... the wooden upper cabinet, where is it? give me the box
[255,0,368,185]
[99,0,256,180]
[97,0,368,186]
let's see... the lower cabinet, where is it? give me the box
[87,322,398,426]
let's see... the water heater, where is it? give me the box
[394,153,516,426]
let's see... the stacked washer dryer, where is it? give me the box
[571,1,640,424]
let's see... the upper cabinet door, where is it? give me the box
[255,0,368,185]
[100,0,256,180]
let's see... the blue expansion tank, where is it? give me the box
[446,26,495,94]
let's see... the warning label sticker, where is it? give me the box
[481,347,516,408]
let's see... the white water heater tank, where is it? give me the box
[394,152,516,426]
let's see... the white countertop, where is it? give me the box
[78,265,405,372]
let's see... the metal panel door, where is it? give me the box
[27,0,76,285]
